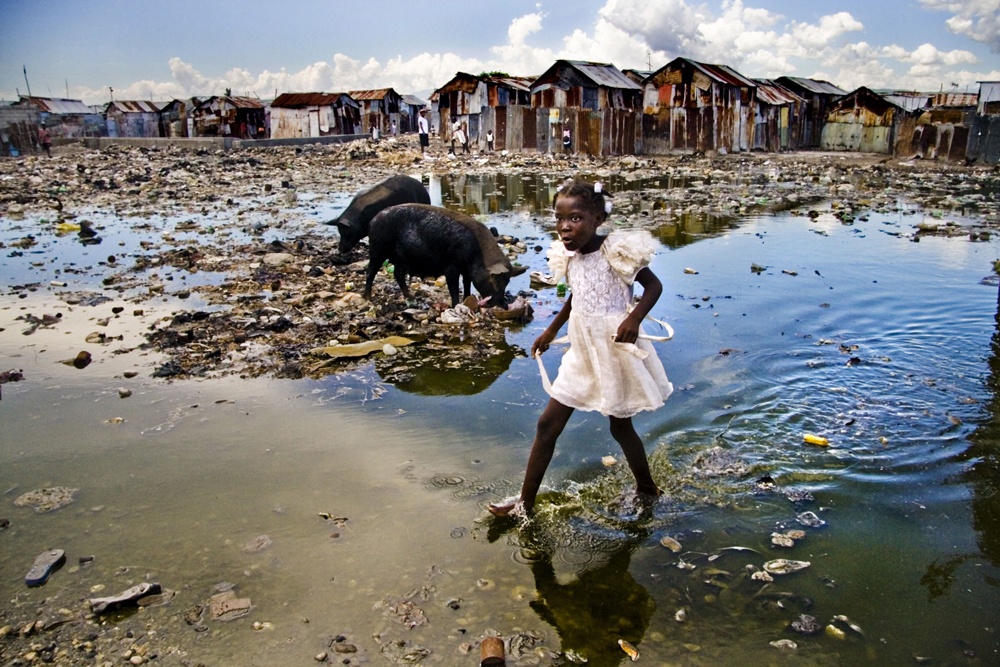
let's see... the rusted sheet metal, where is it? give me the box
[821,87,904,153]
[931,92,978,108]
[978,82,1000,116]
[18,96,92,114]
[753,80,804,151]
[642,57,755,154]
[531,60,641,111]
[775,77,846,96]
[774,77,846,148]
[967,115,1000,164]
[108,100,162,114]
[271,93,358,109]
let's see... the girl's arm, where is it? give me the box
[532,295,572,357]
[615,267,662,343]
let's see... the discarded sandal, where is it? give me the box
[25,548,66,587]
[89,582,162,614]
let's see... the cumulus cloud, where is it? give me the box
[61,2,998,105]
[919,0,1000,52]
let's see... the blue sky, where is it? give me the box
[1,0,997,105]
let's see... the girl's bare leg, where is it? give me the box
[609,416,661,496]
[489,399,574,516]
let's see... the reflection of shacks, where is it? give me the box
[774,77,846,148]
[752,80,806,152]
[968,81,1000,165]
[348,88,402,136]
[269,93,360,138]
[15,96,104,139]
[820,87,908,154]
[892,92,977,161]
[104,100,162,138]
[193,96,265,138]
[158,98,202,138]
[530,60,642,156]
[642,57,758,155]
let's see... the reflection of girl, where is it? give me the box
[530,548,655,665]
[490,179,672,517]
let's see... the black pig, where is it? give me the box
[364,204,527,307]
[327,175,430,257]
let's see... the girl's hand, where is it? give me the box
[615,313,642,344]
[532,330,556,357]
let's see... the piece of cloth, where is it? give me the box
[543,232,672,418]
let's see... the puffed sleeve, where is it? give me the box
[603,231,657,283]
[546,240,573,283]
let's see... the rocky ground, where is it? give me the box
[2,136,997,384]
[0,138,998,664]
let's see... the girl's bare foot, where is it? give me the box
[637,484,663,497]
[487,501,518,517]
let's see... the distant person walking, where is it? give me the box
[486,130,494,151]
[37,124,51,157]
[390,120,397,137]
[563,128,572,155]
[418,110,429,155]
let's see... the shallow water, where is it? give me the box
[1,173,999,666]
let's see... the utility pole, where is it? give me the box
[22,65,32,100]
[109,86,114,103]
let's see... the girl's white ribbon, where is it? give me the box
[534,314,674,392]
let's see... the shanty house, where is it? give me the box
[159,98,202,138]
[193,95,265,138]
[774,77,846,148]
[820,87,908,154]
[105,100,162,138]
[530,60,642,155]
[15,96,104,138]
[641,57,758,155]
[434,72,534,151]
[269,93,360,139]
[348,88,402,137]
[752,80,806,151]
[895,92,978,161]
[968,81,1000,164]
[399,94,426,133]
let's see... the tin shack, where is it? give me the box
[820,87,907,154]
[641,57,758,155]
[269,93,360,139]
[774,77,846,149]
[105,100,162,138]
[348,88,402,137]
[530,60,642,156]
[968,81,1000,164]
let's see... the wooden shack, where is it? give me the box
[269,92,360,138]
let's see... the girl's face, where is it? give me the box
[554,194,605,253]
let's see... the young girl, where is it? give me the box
[489,179,673,517]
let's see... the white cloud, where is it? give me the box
[919,0,1000,51]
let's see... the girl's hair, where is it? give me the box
[553,178,613,216]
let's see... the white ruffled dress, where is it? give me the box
[544,231,673,418]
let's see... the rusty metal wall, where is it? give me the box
[968,115,1000,164]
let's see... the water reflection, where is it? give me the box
[953,282,1000,578]
[377,340,522,396]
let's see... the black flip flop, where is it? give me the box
[25,549,66,587]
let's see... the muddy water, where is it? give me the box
[2,173,999,666]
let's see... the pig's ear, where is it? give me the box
[508,264,528,276]
[333,219,347,231]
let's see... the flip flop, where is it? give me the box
[25,549,66,587]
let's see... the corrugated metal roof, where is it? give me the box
[931,92,978,107]
[484,76,535,92]
[879,92,930,112]
[688,60,757,88]
[435,74,479,96]
[400,94,426,107]
[271,92,358,108]
[349,88,397,101]
[108,100,162,113]
[568,61,641,90]
[20,96,92,114]
[754,79,805,106]
[776,77,846,96]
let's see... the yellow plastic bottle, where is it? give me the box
[803,433,829,446]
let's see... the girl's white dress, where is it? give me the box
[545,231,673,418]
